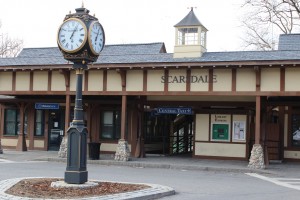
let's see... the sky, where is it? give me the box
[0,0,244,53]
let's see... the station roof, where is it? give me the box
[1,34,300,67]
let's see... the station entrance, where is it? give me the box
[144,107,194,155]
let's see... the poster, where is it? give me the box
[232,121,246,141]
[211,123,230,141]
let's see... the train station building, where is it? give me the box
[1,9,300,168]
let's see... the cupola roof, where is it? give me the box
[174,8,207,30]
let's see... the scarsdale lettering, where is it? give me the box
[161,75,217,83]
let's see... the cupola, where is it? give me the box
[173,8,208,58]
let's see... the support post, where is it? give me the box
[16,102,27,151]
[115,95,130,161]
[248,96,265,169]
[64,67,88,184]
[134,97,145,158]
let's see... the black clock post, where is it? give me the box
[57,6,105,184]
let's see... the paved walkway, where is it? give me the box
[1,149,300,177]
[1,149,300,199]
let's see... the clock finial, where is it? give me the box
[82,0,84,8]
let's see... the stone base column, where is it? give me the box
[248,144,265,169]
[114,139,130,161]
[0,139,3,154]
[58,136,68,158]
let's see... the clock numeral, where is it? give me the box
[61,39,66,44]
[71,44,73,50]
[65,43,69,48]
[80,28,83,31]
[60,35,65,38]
[79,39,83,43]
[80,34,84,36]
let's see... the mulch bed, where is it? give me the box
[5,178,150,199]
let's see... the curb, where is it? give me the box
[35,157,277,175]
[0,177,175,200]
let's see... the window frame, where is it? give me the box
[177,27,199,45]
[100,110,122,140]
[291,113,300,147]
[34,109,45,136]
[4,108,19,136]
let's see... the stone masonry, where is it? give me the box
[58,136,67,158]
[114,139,131,161]
[248,144,265,169]
[0,139,3,154]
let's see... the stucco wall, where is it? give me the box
[126,70,143,91]
[285,68,300,91]
[236,69,256,91]
[51,71,66,91]
[147,70,164,91]
[107,71,122,91]
[190,69,209,91]
[88,70,103,91]
[195,142,246,158]
[261,68,280,91]
[16,71,30,91]
[0,72,13,91]
[195,114,209,141]
[213,69,232,91]
[34,140,45,148]
[33,71,48,91]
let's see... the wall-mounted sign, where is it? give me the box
[233,121,246,141]
[161,75,217,83]
[35,103,59,110]
[213,114,230,123]
[211,123,230,141]
[156,107,193,115]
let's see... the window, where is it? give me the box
[35,110,45,136]
[200,31,206,46]
[177,28,199,45]
[292,114,300,147]
[100,110,121,140]
[4,108,28,136]
[4,109,18,136]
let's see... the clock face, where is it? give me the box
[57,18,87,53]
[88,21,105,55]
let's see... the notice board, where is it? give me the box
[211,123,230,141]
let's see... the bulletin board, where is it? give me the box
[232,121,246,141]
[211,123,230,141]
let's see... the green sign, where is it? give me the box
[211,123,229,141]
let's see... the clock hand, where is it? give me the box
[70,24,79,39]
[95,28,100,42]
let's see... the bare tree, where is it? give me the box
[0,21,23,57]
[241,0,300,50]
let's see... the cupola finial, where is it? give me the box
[188,7,197,11]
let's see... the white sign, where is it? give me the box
[232,121,246,141]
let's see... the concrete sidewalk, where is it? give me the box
[1,149,300,177]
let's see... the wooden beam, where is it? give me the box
[255,96,261,144]
[16,102,27,151]
[121,95,127,140]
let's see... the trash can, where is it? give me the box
[88,142,101,160]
